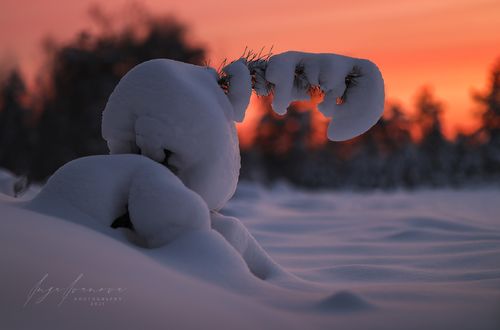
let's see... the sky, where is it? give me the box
[1,0,499,138]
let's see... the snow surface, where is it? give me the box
[1,183,499,329]
[22,155,282,275]
[0,169,28,197]
[9,52,494,329]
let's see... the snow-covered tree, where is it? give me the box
[0,70,33,175]
[31,12,205,181]
[414,87,452,186]
[475,58,500,177]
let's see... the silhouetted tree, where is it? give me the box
[30,8,205,181]
[0,70,33,174]
[451,133,483,185]
[474,58,500,177]
[1,4,497,189]
[476,59,500,141]
[413,87,452,186]
[253,102,315,184]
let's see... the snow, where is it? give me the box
[222,59,252,122]
[101,52,385,214]
[102,59,241,211]
[29,155,210,248]
[0,199,297,330]
[265,51,385,141]
[210,212,287,280]
[0,169,28,197]
[2,52,496,329]
[2,184,499,329]
[21,155,287,277]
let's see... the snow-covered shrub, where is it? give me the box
[32,51,385,273]
[32,155,210,248]
[102,51,384,211]
[102,59,246,211]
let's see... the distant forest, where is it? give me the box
[0,9,499,189]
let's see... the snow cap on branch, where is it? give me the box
[222,59,252,122]
[265,51,385,141]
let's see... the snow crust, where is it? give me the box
[266,51,385,141]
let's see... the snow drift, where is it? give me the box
[1,186,500,329]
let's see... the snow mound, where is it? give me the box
[27,155,289,285]
[317,290,373,312]
[102,59,244,211]
[222,59,252,122]
[266,51,384,141]
[211,212,286,280]
[0,201,304,330]
[30,154,210,248]
[0,168,28,197]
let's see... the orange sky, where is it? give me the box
[1,0,499,139]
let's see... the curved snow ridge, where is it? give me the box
[210,212,293,281]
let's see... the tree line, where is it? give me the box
[0,8,499,189]
[241,65,500,189]
[0,9,205,182]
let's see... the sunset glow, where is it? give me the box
[1,0,499,139]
